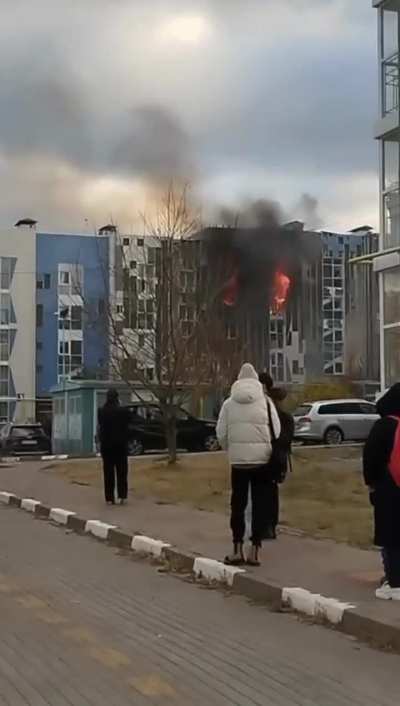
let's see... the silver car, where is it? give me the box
[293,399,379,445]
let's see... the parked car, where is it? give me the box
[123,404,219,455]
[0,423,51,456]
[293,399,379,445]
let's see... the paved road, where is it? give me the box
[0,507,399,706]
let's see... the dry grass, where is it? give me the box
[50,446,373,547]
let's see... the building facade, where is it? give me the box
[372,1,400,390]
[36,232,111,398]
[0,226,37,422]
[269,228,379,385]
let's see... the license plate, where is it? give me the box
[21,440,37,446]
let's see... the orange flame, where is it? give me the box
[223,272,239,307]
[272,270,291,312]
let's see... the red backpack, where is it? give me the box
[389,416,400,487]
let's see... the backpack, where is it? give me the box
[389,416,400,487]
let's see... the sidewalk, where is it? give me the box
[1,460,400,648]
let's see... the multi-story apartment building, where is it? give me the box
[269,227,379,385]
[36,231,113,398]
[367,1,400,390]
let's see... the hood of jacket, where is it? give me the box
[377,383,400,417]
[231,363,264,405]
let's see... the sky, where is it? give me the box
[0,0,379,233]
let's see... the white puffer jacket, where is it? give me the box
[216,363,281,467]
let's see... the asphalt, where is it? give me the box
[1,459,400,651]
[1,506,400,706]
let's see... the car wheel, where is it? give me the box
[127,439,144,456]
[203,435,220,452]
[324,427,344,446]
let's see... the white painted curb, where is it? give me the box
[41,455,69,461]
[49,508,76,525]
[282,587,355,624]
[131,535,171,557]
[21,498,40,513]
[42,455,56,461]
[193,557,245,587]
[85,520,117,540]
[0,491,16,504]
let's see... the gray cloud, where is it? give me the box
[0,0,378,230]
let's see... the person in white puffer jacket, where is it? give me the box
[217,363,281,566]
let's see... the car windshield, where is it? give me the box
[11,426,44,438]
[293,405,312,417]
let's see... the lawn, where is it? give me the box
[50,446,373,548]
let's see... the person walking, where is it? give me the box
[97,389,130,506]
[217,363,281,566]
[363,384,400,600]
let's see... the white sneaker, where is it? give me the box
[376,582,400,600]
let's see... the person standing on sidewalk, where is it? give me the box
[265,385,294,539]
[363,384,400,600]
[98,389,130,506]
[217,363,281,566]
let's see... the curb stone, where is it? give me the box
[1,487,399,652]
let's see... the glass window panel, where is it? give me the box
[384,140,400,191]
[385,326,400,386]
[383,10,398,59]
[384,189,400,247]
[384,270,400,324]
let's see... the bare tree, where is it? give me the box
[107,184,235,463]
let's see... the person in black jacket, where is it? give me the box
[265,385,294,539]
[97,389,130,505]
[363,383,400,600]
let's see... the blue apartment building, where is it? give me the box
[36,233,111,398]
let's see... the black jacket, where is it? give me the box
[98,403,129,454]
[363,384,400,548]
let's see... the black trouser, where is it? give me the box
[384,548,400,588]
[102,450,128,502]
[231,466,267,547]
[265,479,279,529]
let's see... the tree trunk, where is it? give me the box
[165,413,177,465]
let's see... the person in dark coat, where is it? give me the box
[261,380,294,539]
[97,389,130,505]
[363,383,400,600]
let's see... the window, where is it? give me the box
[318,403,361,415]
[385,326,400,386]
[138,299,145,313]
[59,271,70,286]
[44,274,51,289]
[71,341,82,355]
[0,367,9,396]
[0,332,9,362]
[0,258,14,290]
[146,314,154,329]
[117,304,123,315]
[294,405,312,417]
[0,294,10,325]
[360,403,377,415]
[140,280,146,293]
[36,304,43,327]
[36,278,43,290]
[138,334,145,348]
[384,190,400,248]
[129,260,137,270]
[123,237,130,246]
[292,360,299,375]
[384,140,400,191]
[384,271,400,325]
[59,341,69,355]
[71,306,82,330]
[0,402,8,421]
[146,367,154,382]
[137,238,144,247]
[138,264,146,278]
[146,265,155,278]
[148,248,156,264]
[383,9,398,59]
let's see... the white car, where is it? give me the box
[293,399,379,445]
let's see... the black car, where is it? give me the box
[0,423,51,456]
[124,404,219,456]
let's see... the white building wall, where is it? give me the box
[0,228,36,421]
